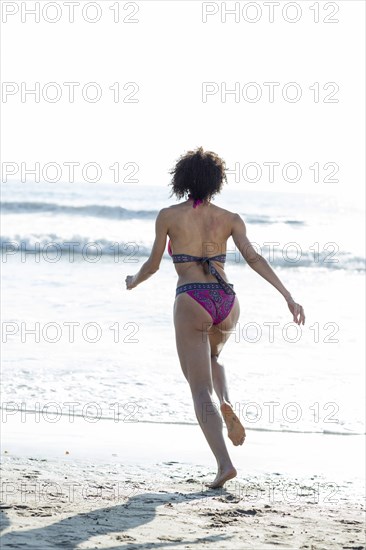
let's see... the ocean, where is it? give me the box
[1,181,365,436]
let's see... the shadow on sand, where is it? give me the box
[0,487,234,549]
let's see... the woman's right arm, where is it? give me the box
[231,213,305,325]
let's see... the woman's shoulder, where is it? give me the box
[158,204,181,219]
[210,203,240,220]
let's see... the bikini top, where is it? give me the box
[167,195,234,295]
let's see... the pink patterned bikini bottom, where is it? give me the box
[175,282,236,325]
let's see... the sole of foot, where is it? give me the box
[220,402,246,446]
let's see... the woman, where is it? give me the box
[125,147,305,489]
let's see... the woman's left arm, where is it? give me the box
[125,208,169,290]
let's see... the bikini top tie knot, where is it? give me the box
[200,256,216,276]
[169,249,234,295]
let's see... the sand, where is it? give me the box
[0,413,365,549]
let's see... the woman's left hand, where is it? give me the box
[125,275,137,290]
[287,298,305,325]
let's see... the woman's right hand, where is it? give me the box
[125,275,137,290]
[287,298,305,325]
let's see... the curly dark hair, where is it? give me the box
[168,146,227,202]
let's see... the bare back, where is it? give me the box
[166,199,235,286]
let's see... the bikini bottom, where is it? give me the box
[175,282,236,325]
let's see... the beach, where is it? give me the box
[1,411,365,550]
[1,182,365,548]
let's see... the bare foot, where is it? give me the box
[206,466,237,489]
[220,402,246,446]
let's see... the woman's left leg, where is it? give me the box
[173,293,237,488]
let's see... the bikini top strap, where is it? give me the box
[171,253,226,264]
[172,254,234,295]
[200,256,235,295]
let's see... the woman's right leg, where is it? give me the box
[209,295,240,403]
[209,298,246,446]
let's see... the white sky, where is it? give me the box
[1,0,365,202]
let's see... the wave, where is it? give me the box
[1,234,365,270]
[0,200,305,225]
[0,201,159,220]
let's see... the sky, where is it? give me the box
[1,0,365,202]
